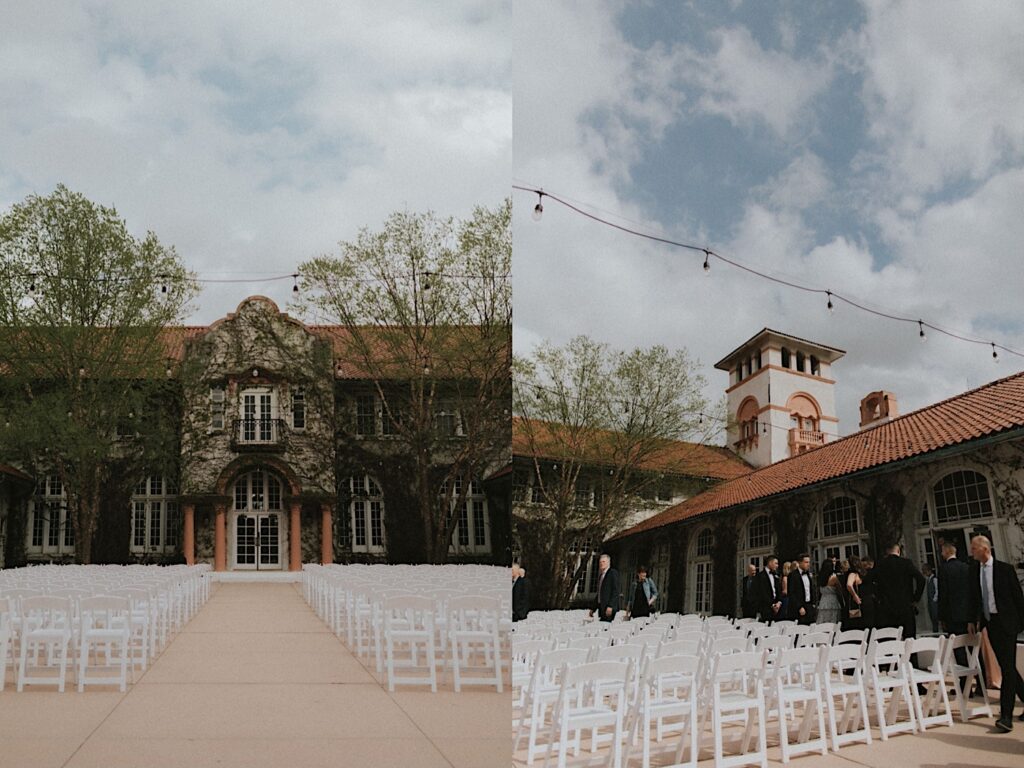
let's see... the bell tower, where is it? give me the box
[715,328,844,468]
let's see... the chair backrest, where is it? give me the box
[798,631,833,647]
[826,642,865,674]
[906,636,944,672]
[867,638,908,672]
[563,659,632,694]
[775,645,824,681]
[569,636,608,654]
[784,624,811,639]
[714,635,751,654]
[646,653,701,694]
[834,629,867,646]
[79,595,131,630]
[871,626,903,643]
[20,595,73,630]
[673,630,704,644]
[596,643,645,664]
[812,622,838,638]
[513,638,553,661]
[757,634,793,653]
[658,638,702,658]
[710,650,765,689]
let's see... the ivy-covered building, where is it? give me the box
[1,296,511,570]
[607,330,1024,618]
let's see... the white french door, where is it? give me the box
[231,469,285,570]
[240,389,275,443]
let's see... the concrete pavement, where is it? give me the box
[0,582,508,768]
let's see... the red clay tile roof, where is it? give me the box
[612,370,1024,540]
[0,463,32,482]
[513,417,752,481]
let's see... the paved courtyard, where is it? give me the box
[0,582,508,768]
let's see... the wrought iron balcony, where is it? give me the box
[231,418,287,451]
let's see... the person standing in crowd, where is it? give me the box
[875,543,926,639]
[816,559,843,625]
[923,563,939,632]
[938,541,977,695]
[844,555,866,630]
[589,553,620,622]
[626,565,658,620]
[788,553,818,624]
[741,563,759,619]
[758,556,783,623]
[860,557,878,628]
[780,560,793,619]
[968,534,1024,733]
[511,562,530,622]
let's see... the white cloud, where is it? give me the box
[680,26,834,139]
[856,0,1024,194]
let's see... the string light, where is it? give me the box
[919,320,926,342]
[992,343,999,363]
[826,291,834,315]
[512,184,1023,363]
[532,191,544,221]
[292,273,299,294]
[422,272,432,300]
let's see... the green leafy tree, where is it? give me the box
[294,201,511,563]
[514,336,722,609]
[0,186,196,563]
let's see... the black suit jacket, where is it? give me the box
[873,553,925,620]
[741,574,759,612]
[757,569,781,618]
[512,576,530,621]
[786,569,819,619]
[595,567,621,615]
[937,556,970,625]
[968,558,1024,636]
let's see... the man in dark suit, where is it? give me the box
[874,543,926,638]
[590,553,620,622]
[968,534,1024,732]
[938,542,971,635]
[741,563,759,619]
[757,556,783,623]
[787,553,818,624]
[512,563,530,622]
[938,542,975,691]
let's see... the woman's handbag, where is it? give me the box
[848,607,862,619]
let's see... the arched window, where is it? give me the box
[781,347,791,368]
[932,470,993,523]
[796,350,805,372]
[691,528,714,614]
[131,475,180,554]
[348,474,385,553]
[747,514,772,549]
[809,355,819,376]
[822,497,858,538]
[736,397,760,449]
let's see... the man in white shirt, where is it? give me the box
[968,535,1024,732]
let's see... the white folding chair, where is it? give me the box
[706,651,768,768]
[766,646,827,763]
[797,631,832,648]
[625,654,701,768]
[942,633,993,722]
[383,595,437,692]
[515,648,590,765]
[870,626,903,643]
[905,636,953,730]
[448,595,503,692]
[17,596,73,692]
[865,638,917,739]
[833,629,867,648]
[822,643,872,751]
[77,596,131,692]
[544,660,632,768]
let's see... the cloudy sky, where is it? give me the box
[0,0,511,324]
[514,0,1024,437]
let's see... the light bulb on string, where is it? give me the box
[826,291,834,315]
[292,273,299,294]
[702,250,711,275]
[422,272,432,300]
[992,343,999,363]
[918,320,926,342]
[532,191,544,221]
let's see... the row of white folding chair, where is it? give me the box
[519,635,955,768]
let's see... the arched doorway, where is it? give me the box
[231,468,287,570]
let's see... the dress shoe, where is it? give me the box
[993,718,1012,733]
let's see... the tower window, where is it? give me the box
[781,347,791,368]
[809,355,819,376]
[796,350,805,372]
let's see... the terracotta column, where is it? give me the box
[183,503,195,566]
[320,501,333,565]
[214,501,226,572]
[289,500,301,571]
